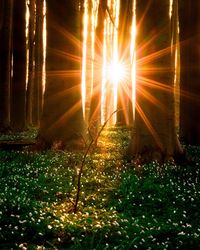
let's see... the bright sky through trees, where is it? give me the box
[81,0,136,124]
[25,0,174,128]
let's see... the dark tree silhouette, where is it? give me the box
[0,0,13,132]
[26,0,36,126]
[117,0,133,125]
[179,0,200,145]
[128,0,183,163]
[38,0,86,149]
[32,0,44,126]
[10,0,27,131]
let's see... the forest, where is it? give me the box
[0,0,200,249]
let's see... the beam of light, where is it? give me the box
[137,75,173,93]
[44,98,83,135]
[101,1,111,125]
[50,23,82,50]
[136,73,200,124]
[82,0,135,126]
[137,43,172,67]
[40,85,81,104]
[46,70,81,77]
[49,48,81,64]
[135,102,163,150]
[136,83,167,113]
[43,0,136,129]
[115,58,135,125]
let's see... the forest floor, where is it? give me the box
[0,127,200,250]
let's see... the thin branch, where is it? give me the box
[106,6,117,30]
[73,110,119,213]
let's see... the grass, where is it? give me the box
[0,127,200,249]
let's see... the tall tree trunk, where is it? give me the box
[179,0,200,145]
[128,0,183,164]
[38,0,86,149]
[32,0,44,126]
[10,0,27,132]
[89,0,107,137]
[26,0,36,126]
[117,0,133,125]
[85,0,93,125]
[171,0,180,129]
[0,0,13,132]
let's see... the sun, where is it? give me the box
[107,61,126,83]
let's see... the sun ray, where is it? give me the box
[135,102,163,150]
[50,23,82,50]
[137,44,172,66]
[46,70,81,77]
[41,84,82,104]
[45,99,83,134]
[49,48,82,64]
[117,88,130,124]
[136,84,167,113]
[137,76,173,93]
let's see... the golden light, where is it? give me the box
[107,61,126,83]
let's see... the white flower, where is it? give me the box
[37,246,45,250]
[178,231,185,235]
[19,243,28,250]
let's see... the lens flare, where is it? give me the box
[107,61,126,84]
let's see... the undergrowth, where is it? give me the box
[0,127,200,249]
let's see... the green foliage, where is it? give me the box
[111,162,200,249]
[0,127,200,249]
[0,128,37,141]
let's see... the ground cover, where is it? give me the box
[0,127,200,249]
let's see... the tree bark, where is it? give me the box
[10,0,27,132]
[26,0,36,126]
[32,0,44,126]
[179,0,200,145]
[85,0,93,125]
[128,0,183,164]
[0,0,13,132]
[117,0,133,126]
[38,0,86,149]
[171,0,180,130]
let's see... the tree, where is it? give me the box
[0,0,13,132]
[117,0,133,125]
[32,0,44,126]
[179,0,200,145]
[10,0,27,131]
[26,0,36,126]
[38,0,86,149]
[171,0,180,129]
[89,0,107,137]
[83,0,93,125]
[128,0,183,163]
